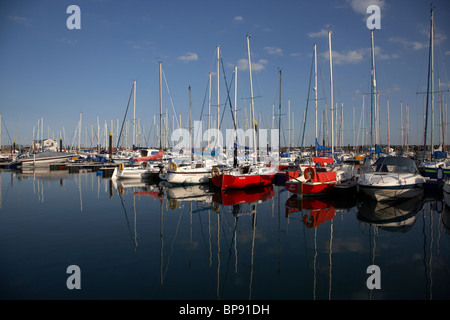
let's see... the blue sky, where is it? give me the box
[1,0,450,149]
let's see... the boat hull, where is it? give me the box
[359,184,424,201]
[358,172,425,201]
[285,170,337,196]
[18,152,73,168]
[112,167,155,180]
[164,169,211,185]
[421,165,450,180]
[285,180,336,196]
[212,172,275,190]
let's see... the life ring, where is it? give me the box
[437,167,444,181]
[211,166,221,177]
[303,214,315,228]
[169,162,177,171]
[169,199,178,210]
[119,163,125,170]
[304,167,316,180]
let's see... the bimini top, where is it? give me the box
[369,156,419,174]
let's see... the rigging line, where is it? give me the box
[219,55,237,131]
[1,116,12,145]
[162,208,184,282]
[117,188,135,246]
[116,82,135,148]
[145,120,154,148]
[317,49,328,106]
[199,75,211,121]
[193,76,211,149]
[300,50,315,153]
[161,67,180,129]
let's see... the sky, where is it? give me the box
[1,0,450,149]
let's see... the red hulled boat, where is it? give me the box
[212,164,276,190]
[285,167,337,196]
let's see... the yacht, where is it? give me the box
[358,156,426,201]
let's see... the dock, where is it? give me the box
[64,162,117,176]
[48,162,118,177]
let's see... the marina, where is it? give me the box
[0,165,449,300]
[1,0,450,303]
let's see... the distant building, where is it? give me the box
[34,139,58,151]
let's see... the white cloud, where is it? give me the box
[347,0,386,15]
[321,49,366,65]
[177,52,198,62]
[308,28,329,38]
[320,46,397,65]
[8,15,28,23]
[390,23,447,52]
[375,46,399,60]
[264,46,283,56]
[237,58,268,71]
[234,16,244,23]
[389,36,426,50]
[8,15,31,26]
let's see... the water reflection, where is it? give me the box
[286,196,336,228]
[1,170,450,299]
[357,197,424,231]
[212,185,275,213]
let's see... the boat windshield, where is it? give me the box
[369,156,418,174]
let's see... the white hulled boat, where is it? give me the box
[13,150,74,169]
[358,156,426,201]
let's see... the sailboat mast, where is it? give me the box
[234,66,238,129]
[208,72,212,144]
[387,98,390,152]
[217,46,220,132]
[189,85,192,163]
[78,112,82,152]
[328,31,334,155]
[314,43,318,151]
[247,35,257,163]
[159,62,163,150]
[439,78,445,147]
[423,7,433,162]
[278,69,282,155]
[370,29,377,157]
[431,7,435,154]
[133,80,136,148]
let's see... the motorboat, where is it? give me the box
[358,156,426,201]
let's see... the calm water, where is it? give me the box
[0,169,449,300]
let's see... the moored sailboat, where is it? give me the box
[211,35,277,190]
[212,163,276,190]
